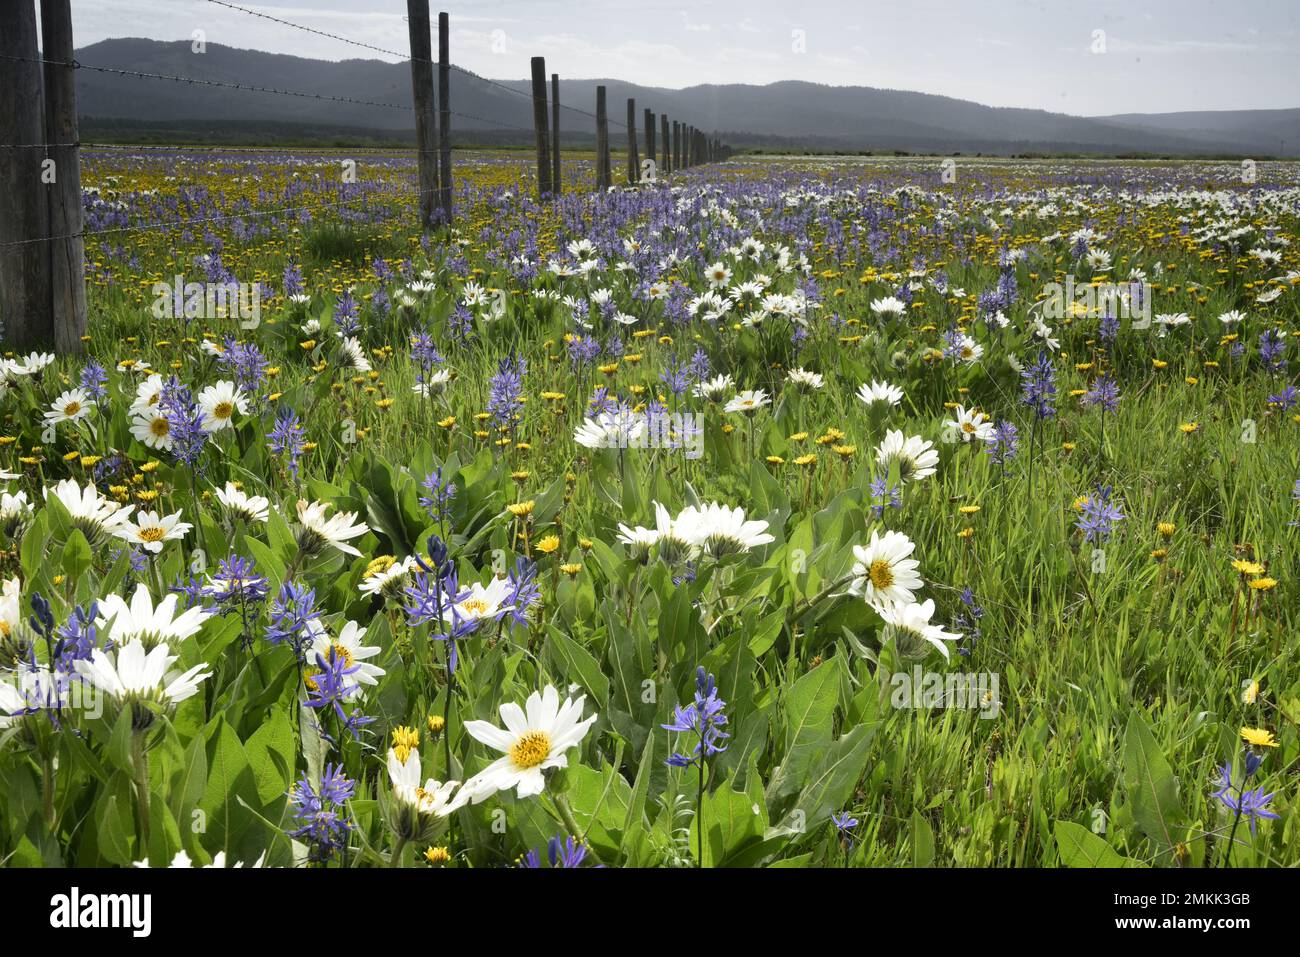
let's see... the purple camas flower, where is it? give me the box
[687,347,711,382]
[664,667,730,767]
[203,554,269,612]
[410,332,443,379]
[267,407,307,479]
[54,602,99,669]
[1020,351,1057,420]
[288,763,354,864]
[985,420,1020,467]
[216,337,268,394]
[659,354,690,398]
[333,290,359,337]
[159,377,208,467]
[517,835,598,868]
[1267,384,1297,411]
[1075,485,1125,544]
[1082,374,1121,412]
[282,261,304,297]
[1212,765,1279,836]
[79,361,107,401]
[1099,312,1120,343]
[1258,329,1286,372]
[487,354,526,428]
[418,468,456,524]
[265,581,322,659]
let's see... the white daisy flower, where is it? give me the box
[130,408,174,451]
[44,388,93,426]
[197,380,248,432]
[875,429,940,483]
[44,478,133,542]
[359,555,415,598]
[870,296,907,319]
[858,380,904,407]
[387,747,467,817]
[215,482,269,524]
[724,389,770,414]
[879,598,962,661]
[74,640,212,715]
[849,530,923,610]
[443,576,515,627]
[675,501,774,557]
[113,509,192,554]
[945,405,995,443]
[306,620,384,688]
[96,583,210,649]
[693,373,734,403]
[461,685,598,802]
[295,499,369,557]
[786,368,824,392]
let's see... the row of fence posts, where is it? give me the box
[523,55,731,201]
[406,4,730,210]
[0,0,733,350]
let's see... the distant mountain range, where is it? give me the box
[69,39,1300,157]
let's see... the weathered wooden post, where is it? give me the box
[673,120,681,172]
[550,73,561,196]
[530,57,552,198]
[407,0,440,232]
[437,11,452,221]
[660,113,670,177]
[0,0,53,351]
[595,85,610,190]
[40,0,86,354]
[644,108,655,179]
[626,98,638,184]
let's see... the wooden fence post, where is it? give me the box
[40,0,86,355]
[406,0,440,232]
[626,98,638,184]
[529,57,551,199]
[550,73,561,196]
[660,113,670,177]
[644,108,655,179]
[0,0,53,351]
[595,86,610,189]
[672,120,680,172]
[437,11,452,221]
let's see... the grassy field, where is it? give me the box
[0,149,1296,868]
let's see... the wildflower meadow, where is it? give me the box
[0,3,1298,896]
[2,147,1296,874]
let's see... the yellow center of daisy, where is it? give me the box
[869,559,894,590]
[0,620,10,638]
[150,418,170,437]
[509,730,551,769]
[138,526,166,542]
[460,598,489,617]
[63,401,82,416]
[214,401,234,419]
[961,421,977,433]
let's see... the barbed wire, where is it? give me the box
[201,0,631,128]
[0,52,536,134]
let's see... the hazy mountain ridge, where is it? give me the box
[68,39,1300,156]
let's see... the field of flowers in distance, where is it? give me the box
[1,147,1297,868]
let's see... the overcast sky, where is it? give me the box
[66,0,1299,115]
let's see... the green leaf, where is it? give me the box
[244,708,296,806]
[789,721,878,839]
[1123,712,1184,863]
[766,656,843,808]
[1055,820,1146,868]
[200,716,254,856]
[911,809,935,866]
[546,625,610,707]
